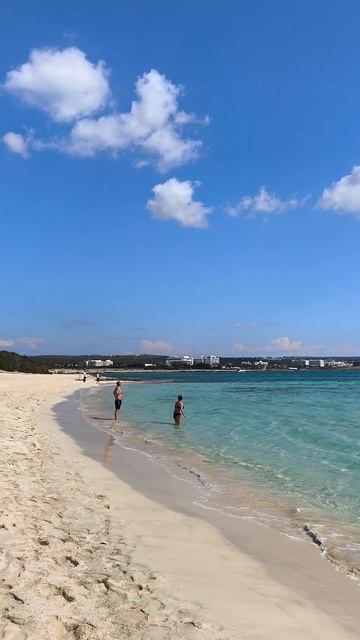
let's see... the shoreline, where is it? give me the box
[0,373,359,639]
[89,379,360,580]
[57,383,360,637]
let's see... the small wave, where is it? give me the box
[303,524,326,551]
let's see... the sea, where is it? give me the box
[92,369,360,576]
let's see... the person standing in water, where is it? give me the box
[113,381,123,420]
[173,395,184,425]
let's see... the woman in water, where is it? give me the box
[173,395,184,425]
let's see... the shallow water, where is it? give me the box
[95,370,360,574]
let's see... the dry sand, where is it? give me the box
[0,373,358,640]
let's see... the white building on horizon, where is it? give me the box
[165,355,194,367]
[85,359,114,368]
[204,355,220,366]
[304,359,325,368]
[193,355,220,366]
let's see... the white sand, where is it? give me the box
[0,373,358,640]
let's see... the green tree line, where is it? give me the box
[0,351,48,373]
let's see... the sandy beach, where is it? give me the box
[0,373,359,640]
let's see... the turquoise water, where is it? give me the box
[97,370,360,569]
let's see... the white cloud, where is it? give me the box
[227,186,303,216]
[141,339,176,354]
[4,47,110,122]
[141,126,199,172]
[231,343,253,355]
[3,132,29,157]
[3,51,206,170]
[234,322,272,330]
[317,165,360,217]
[65,69,202,170]
[17,336,44,350]
[0,338,15,348]
[265,336,301,353]
[0,336,44,350]
[147,178,212,228]
[66,115,126,155]
[122,68,180,136]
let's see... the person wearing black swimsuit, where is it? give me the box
[173,395,184,425]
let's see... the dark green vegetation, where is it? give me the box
[0,351,48,373]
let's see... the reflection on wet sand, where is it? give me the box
[104,435,115,465]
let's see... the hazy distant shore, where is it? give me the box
[50,366,360,376]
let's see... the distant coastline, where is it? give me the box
[2,347,360,376]
[50,366,360,377]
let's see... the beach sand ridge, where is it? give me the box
[0,374,226,640]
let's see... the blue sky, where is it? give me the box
[1,0,360,356]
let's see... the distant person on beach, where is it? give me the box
[96,373,100,382]
[173,395,184,425]
[83,372,87,383]
[113,381,123,420]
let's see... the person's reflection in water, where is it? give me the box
[103,435,115,465]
